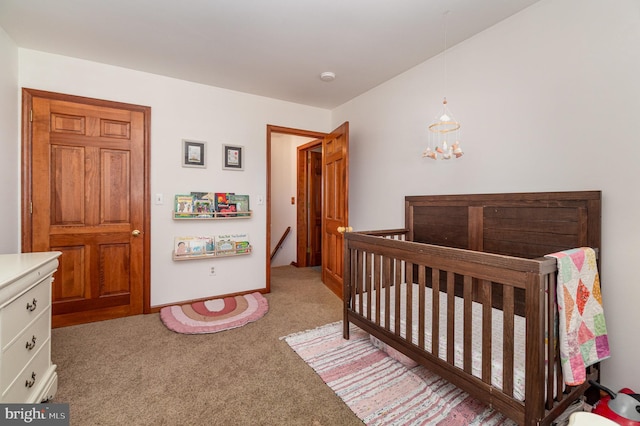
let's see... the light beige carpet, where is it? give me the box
[51,266,362,426]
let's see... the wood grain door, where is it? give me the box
[22,89,150,328]
[309,150,322,266]
[321,122,349,297]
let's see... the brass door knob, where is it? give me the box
[132,230,141,237]
[337,226,353,234]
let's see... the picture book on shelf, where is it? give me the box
[193,199,213,216]
[174,195,195,216]
[190,192,215,201]
[231,233,250,253]
[228,194,250,216]
[214,192,233,210]
[174,236,214,256]
[215,192,237,216]
[214,234,235,254]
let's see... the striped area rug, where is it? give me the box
[284,322,516,426]
[160,292,268,334]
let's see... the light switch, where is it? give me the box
[155,193,164,205]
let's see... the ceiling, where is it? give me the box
[0,0,541,109]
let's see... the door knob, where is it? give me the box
[337,226,353,234]
[132,230,141,236]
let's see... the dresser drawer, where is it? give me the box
[1,341,51,402]
[0,309,50,388]
[0,277,51,348]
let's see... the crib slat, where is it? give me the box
[545,273,554,408]
[357,250,363,315]
[374,254,381,326]
[395,261,402,335]
[418,266,426,349]
[480,280,492,383]
[394,257,402,333]
[463,275,472,373]
[548,272,563,407]
[406,263,413,344]
[366,252,372,321]
[384,256,391,330]
[524,273,546,423]
[432,268,440,356]
[446,271,455,364]
[503,285,515,397]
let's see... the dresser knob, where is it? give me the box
[26,335,37,350]
[25,372,36,388]
[26,298,37,312]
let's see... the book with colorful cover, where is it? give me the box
[214,192,234,212]
[228,194,250,216]
[174,236,213,256]
[193,199,213,217]
[189,192,213,217]
[231,233,250,253]
[217,203,237,217]
[215,234,235,254]
[203,237,215,253]
[174,195,195,217]
[190,191,215,201]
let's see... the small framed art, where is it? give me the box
[222,144,244,171]
[182,139,206,168]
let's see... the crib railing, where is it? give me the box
[343,230,598,426]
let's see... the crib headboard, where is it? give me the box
[405,191,601,259]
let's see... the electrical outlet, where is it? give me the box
[208,266,216,276]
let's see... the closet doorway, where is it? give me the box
[266,123,349,297]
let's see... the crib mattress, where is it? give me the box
[357,283,528,401]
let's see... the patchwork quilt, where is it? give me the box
[546,247,610,386]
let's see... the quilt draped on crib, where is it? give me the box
[546,247,610,386]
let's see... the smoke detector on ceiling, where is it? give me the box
[320,71,336,82]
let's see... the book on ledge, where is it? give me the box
[174,195,194,217]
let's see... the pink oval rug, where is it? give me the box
[160,292,268,334]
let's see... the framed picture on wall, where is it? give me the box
[222,144,244,171]
[182,139,206,168]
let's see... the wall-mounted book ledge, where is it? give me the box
[174,192,251,219]
[173,211,252,220]
[172,234,251,261]
[172,246,252,261]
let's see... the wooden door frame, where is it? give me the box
[295,139,322,268]
[266,125,326,291]
[21,88,152,314]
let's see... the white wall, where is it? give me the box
[18,49,331,306]
[0,26,19,254]
[333,0,640,392]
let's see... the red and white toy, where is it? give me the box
[591,381,640,426]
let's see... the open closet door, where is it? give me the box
[321,122,349,298]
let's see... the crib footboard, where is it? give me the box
[343,231,597,426]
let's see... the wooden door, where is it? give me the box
[309,150,322,266]
[295,139,322,268]
[321,122,349,297]
[22,89,150,328]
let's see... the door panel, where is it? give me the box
[24,90,149,327]
[322,122,349,297]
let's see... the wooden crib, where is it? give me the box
[343,191,602,426]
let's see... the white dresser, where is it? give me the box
[0,251,61,403]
